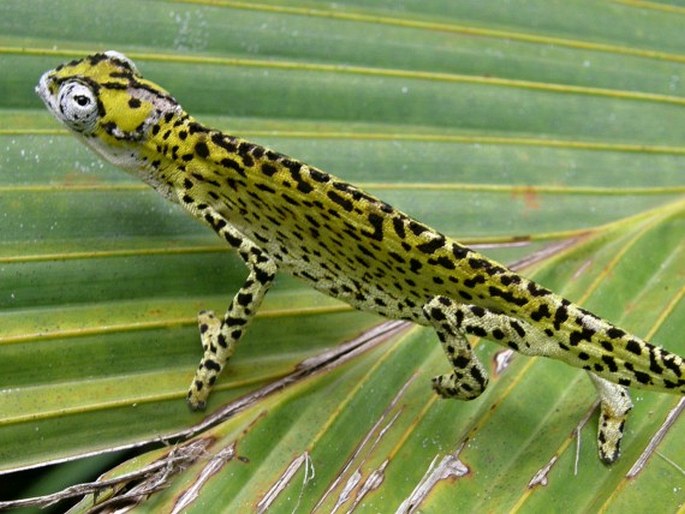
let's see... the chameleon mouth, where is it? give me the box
[35,71,57,113]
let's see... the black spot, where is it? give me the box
[237,292,253,306]
[392,217,406,239]
[469,326,487,338]
[409,258,422,273]
[305,214,321,228]
[226,316,248,326]
[281,193,300,206]
[601,355,619,373]
[220,158,245,175]
[470,366,486,386]
[468,258,490,270]
[262,163,277,176]
[649,351,663,374]
[309,168,330,182]
[195,141,210,158]
[553,306,569,330]
[662,354,682,377]
[459,291,473,301]
[256,183,276,194]
[223,232,242,247]
[470,306,486,317]
[488,286,528,306]
[281,160,313,193]
[255,268,274,284]
[416,237,444,254]
[453,355,470,369]
[179,130,188,140]
[388,252,405,263]
[633,370,651,385]
[211,132,238,152]
[492,329,505,340]
[363,213,384,242]
[182,153,194,162]
[568,328,595,346]
[128,97,141,108]
[379,202,393,213]
[452,244,469,260]
[510,321,526,338]
[463,275,486,288]
[578,352,590,360]
[530,304,551,321]
[164,112,174,123]
[607,327,626,339]
[327,191,353,212]
[188,121,207,134]
[357,244,374,258]
[435,256,455,270]
[408,221,428,236]
[601,341,614,352]
[625,339,642,356]
[204,359,221,371]
[499,275,515,286]
[526,282,550,297]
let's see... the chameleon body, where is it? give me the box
[37,51,685,464]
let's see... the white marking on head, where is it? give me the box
[104,50,139,75]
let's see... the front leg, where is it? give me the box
[187,212,277,410]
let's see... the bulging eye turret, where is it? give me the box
[57,81,99,133]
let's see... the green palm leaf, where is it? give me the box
[0,0,683,512]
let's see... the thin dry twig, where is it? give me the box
[0,440,210,512]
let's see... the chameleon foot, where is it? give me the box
[589,373,633,464]
[187,310,224,411]
[432,370,486,400]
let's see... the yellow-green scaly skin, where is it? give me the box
[37,52,685,464]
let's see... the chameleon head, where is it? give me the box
[36,50,181,173]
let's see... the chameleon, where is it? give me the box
[36,51,684,464]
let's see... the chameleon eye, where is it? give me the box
[57,81,99,133]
